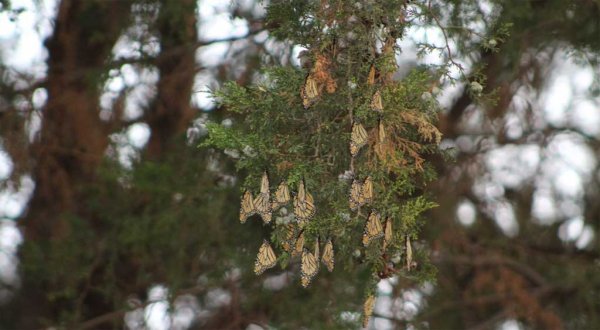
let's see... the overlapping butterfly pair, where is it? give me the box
[349,176,373,210]
[362,211,393,250]
[349,84,384,158]
[254,233,335,288]
[239,172,272,224]
[299,237,335,287]
[279,225,335,286]
[240,172,315,225]
[350,117,388,158]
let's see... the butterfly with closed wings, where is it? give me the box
[300,239,320,288]
[240,190,255,224]
[254,240,277,275]
[253,171,272,224]
[350,122,368,157]
[293,180,316,225]
[363,211,384,246]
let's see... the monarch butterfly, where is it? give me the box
[363,211,383,246]
[358,176,373,205]
[382,217,393,250]
[371,90,383,112]
[349,179,362,211]
[350,122,368,157]
[293,230,305,257]
[367,64,376,86]
[322,238,334,272]
[378,119,386,144]
[293,180,315,225]
[300,74,319,109]
[254,240,277,275]
[240,190,255,224]
[253,171,272,224]
[301,240,320,288]
[405,235,413,270]
[281,223,297,252]
[349,176,373,211]
[362,294,376,328]
[272,181,291,210]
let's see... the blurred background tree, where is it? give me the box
[0,0,598,329]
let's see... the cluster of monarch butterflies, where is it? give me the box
[241,172,334,287]
[348,65,416,327]
[245,64,416,327]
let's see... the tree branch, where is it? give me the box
[75,285,208,330]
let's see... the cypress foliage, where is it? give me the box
[203,0,442,322]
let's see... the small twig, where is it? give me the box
[427,0,467,81]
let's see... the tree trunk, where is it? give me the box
[13,1,131,328]
[146,0,198,159]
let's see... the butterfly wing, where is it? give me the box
[383,217,393,250]
[254,240,277,275]
[362,294,376,328]
[350,123,368,156]
[358,176,373,205]
[301,74,319,109]
[281,223,297,252]
[378,120,386,143]
[260,171,270,194]
[272,181,290,210]
[253,192,272,224]
[371,90,383,112]
[300,248,319,288]
[240,190,255,224]
[367,64,376,86]
[362,211,383,246]
[294,181,316,224]
[406,236,413,270]
[322,239,335,272]
[349,179,362,211]
[293,231,305,257]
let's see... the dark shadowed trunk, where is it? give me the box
[26,0,132,240]
[146,0,198,159]
[12,1,132,328]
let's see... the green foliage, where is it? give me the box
[203,2,444,320]
[17,144,242,325]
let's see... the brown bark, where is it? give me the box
[13,1,132,328]
[25,0,132,240]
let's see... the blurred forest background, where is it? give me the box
[0,0,599,329]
